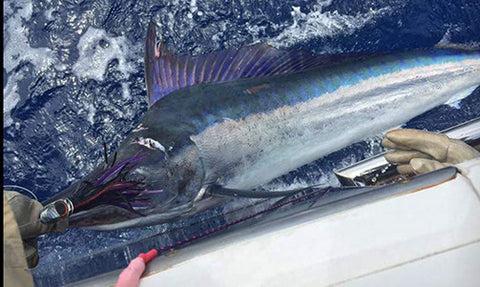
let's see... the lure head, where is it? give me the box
[40,133,217,230]
[40,198,74,224]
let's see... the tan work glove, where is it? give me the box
[4,191,68,268]
[382,129,480,175]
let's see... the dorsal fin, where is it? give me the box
[145,22,352,106]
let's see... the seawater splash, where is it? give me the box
[436,26,480,51]
[3,0,141,128]
[3,0,57,127]
[3,0,144,195]
[3,0,57,73]
[4,72,26,128]
[72,27,137,81]
[248,0,392,48]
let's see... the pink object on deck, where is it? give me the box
[139,249,158,264]
[115,249,158,287]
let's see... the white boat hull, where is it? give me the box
[70,158,480,287]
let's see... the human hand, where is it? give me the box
[4,191,68,268]
[382,129,480,175]
[116,249,158,287]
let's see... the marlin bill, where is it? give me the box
[40,22,480,230]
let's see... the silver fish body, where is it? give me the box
[44,45,480,230]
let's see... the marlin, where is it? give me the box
[40,22,480,230]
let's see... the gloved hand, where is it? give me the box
[382,129,480,175]
[4,191,68,268]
